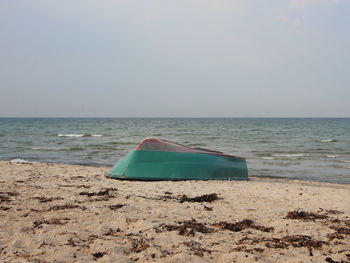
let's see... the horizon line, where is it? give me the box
[0,116,349,119]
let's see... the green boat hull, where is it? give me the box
[107,150,248,180]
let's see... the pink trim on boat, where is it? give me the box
[135,138,245,160]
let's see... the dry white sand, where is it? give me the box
[0,161,349,263]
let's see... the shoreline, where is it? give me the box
[1,161,349,262]
[5,159,350,186]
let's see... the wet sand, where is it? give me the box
[0,161,349,262]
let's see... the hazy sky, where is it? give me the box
[0,0,349,117]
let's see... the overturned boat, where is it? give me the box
[107,138,248,180]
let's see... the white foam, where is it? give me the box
[58,134,84,137]
[30,147,60,151]
[31,147,42,150]
[58,134,102,137]
[272,153,306,158]
[9,158,36,164]
[341,160,350,163]
[326,155,339,158]
[317,139,336,143]
[262,157,276,160]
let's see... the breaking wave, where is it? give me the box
[58,134,102,137]
[325,155,339,158]
[272,153,307,158]
[9,158,37,164]
[30,147,61,151]
[262,157,275,160]
[333,165,350,169]
[317,139,337,143]
[260,153,308,160]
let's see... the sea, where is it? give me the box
[0,118,349,184]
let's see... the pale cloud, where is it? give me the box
[274,15,303,27]
[204,0,245,12]
[291,0,344,8]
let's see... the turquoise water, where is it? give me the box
[0,118,349,184]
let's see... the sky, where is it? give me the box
[0,0,349,117]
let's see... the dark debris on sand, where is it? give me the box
[156,218,274,236]
[285,209,350,243]
[33,218,70,229]
[330,226,350,236]
[32,196,64,203]
[48,204,86,211]
[327,232,345,241]
[264,234,327,256]
[79,188,117,197]
[213,219,274,233]
[183,241,213,257]
[108,204,126,210]
[327,219,350,241]
[129,238,150,253]
[318,208,344,215]
[204,205,213,211]
[70,176,86,180]
[156,219,215,236]
[325,256,350,263]
[138,193,221,203]
[57,184,92,189]
[65,237,89,248]
[92,252,106,260]
[0,191,19,202]
[281,235,326,248]
[233,245,265,253]
[80,188,118,202]
[285,209,328,221]
[179,193,220,203]
[237,234,328,256]
[104,228,122,237]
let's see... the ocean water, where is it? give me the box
[0,118,349,184]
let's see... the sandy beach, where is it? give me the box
[0,161,349,263]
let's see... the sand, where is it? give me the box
[0,161,349,263]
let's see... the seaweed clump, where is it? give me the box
[0,191,19,202]
[92,252,106,260]
[79,188,117,197]
[33,218,70,229]
[80,188,118,202]
[180,193,220,203]
[48,204,86,211]
[139,192,221,203]
[285,209,328,221]
[213,219,274,233]
[129,238,150,253]
[280,235,326,248]
[108,204,126,211]
[233,246,265,253]
[104,228,122,237]
[156,219,215,236]
[325,256,350,263]
[327,219,350,241]
[183,241,213,257]
[264,234,327,256]
[32,196,64,203]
